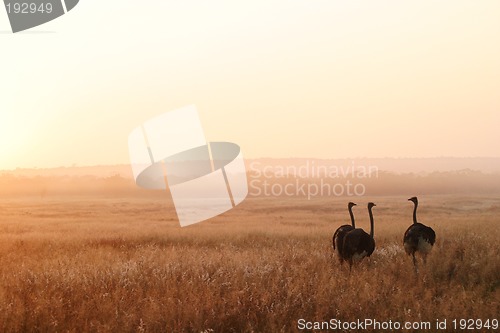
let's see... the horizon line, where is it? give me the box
[2,156,500,172]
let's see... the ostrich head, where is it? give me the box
[368,202,376,209]
[348,202,357,208]
[408,196,418,204]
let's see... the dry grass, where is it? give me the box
[0,194,498,332]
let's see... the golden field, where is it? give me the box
[0,193,498,332]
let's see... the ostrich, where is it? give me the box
[342,202,376,269]
[403,197,436,268]
[332,202,357,263]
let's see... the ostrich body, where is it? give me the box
[332,202,356,263]
[342,202,376,269]
[403,197,436,267]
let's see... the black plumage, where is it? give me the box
[332,202,356,264]
[403,197,436,267]
[342,202,376,269]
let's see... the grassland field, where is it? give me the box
[0,193,498,332]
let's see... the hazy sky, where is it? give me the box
[1,0,499,169]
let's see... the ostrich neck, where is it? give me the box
[368,207,374,238]
[413,202,418,224]
[348,206,356,228]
